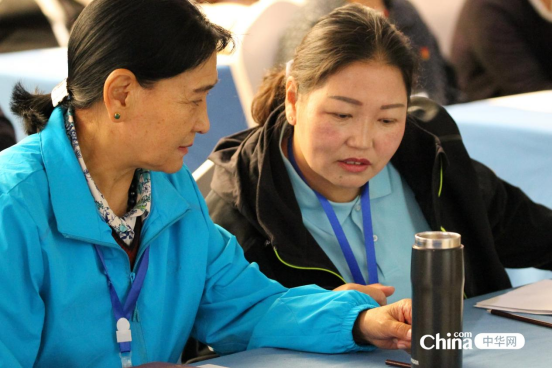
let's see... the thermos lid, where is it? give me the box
[414,231,462,249]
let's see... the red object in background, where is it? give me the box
[420,46,430,60]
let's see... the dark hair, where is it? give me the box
[252,4,417,125]
[11,0,233,135]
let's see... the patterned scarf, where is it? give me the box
[64,107,151,245]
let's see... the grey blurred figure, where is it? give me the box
[274,0,459,105]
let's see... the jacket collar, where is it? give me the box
[139,171,190,249]
[40,107,189,247]
[391,98,456,230]
[283,145,392,230]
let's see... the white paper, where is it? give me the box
[475,279,552,315]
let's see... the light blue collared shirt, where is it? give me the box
[280,129,430,303]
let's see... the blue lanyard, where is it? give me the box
[94,245,150,357]
[287,136,378,285]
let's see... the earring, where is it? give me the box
[114,113,121,120]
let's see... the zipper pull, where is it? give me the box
[129,272,136,283]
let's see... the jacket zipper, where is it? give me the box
[437,156,446,233]
[436,157,467,299]
[267,240,346,284]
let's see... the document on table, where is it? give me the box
[474,279,552,315]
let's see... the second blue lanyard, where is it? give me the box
[287,136,378,285]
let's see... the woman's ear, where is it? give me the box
[285,76,299,126]
[103,69,138,122]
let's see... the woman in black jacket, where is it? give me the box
[206,4,552,301]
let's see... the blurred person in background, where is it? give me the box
[451,0,552,101]
[0,0,84,53]
[274,0,459,105]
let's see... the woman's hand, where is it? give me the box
[333,283,395,306]
[353,298,412,351]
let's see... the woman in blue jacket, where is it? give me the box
[0,0,413,367]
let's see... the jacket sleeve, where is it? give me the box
[193,186,379,355]
[0,193,45,368]
[473,160,552,270]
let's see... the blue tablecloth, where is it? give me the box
[0,48,247,173]
[192,289,552,368]
[446,95,552,210]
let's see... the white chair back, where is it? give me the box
[34,0,70,46]
[199,2,251,33]
[230,0,302,127]
[192,160,215,198]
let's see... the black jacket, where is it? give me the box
[206,98,552,297]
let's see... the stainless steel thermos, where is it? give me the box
[411,232,464,368]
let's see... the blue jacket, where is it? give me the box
[0,108,377,367]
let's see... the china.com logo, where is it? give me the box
[420,333,525,350]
